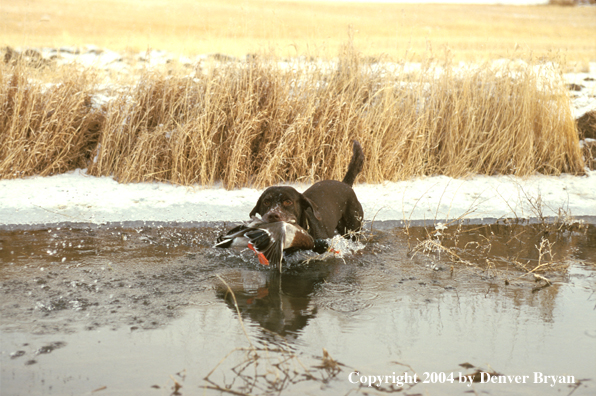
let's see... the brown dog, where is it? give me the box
[249,141,364,248]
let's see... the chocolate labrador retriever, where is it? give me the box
[249,141,364,251]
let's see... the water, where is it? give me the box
[1,222,594,395]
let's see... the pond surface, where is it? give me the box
[1,220,595,396]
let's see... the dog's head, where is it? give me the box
[249,186,321,227]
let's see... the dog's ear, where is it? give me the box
[249,194,264,218]
[300,195,322,221]
[249,200,261,218]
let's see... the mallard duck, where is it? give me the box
[215,218,316,271]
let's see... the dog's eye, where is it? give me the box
[263,200,271,207]
[283,200,293,207]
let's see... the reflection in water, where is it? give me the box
[216,265,333,339]
[404,222,596,324]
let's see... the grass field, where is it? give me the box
[0,1,591,187]
[0,47,584,188]
[2,0,595,65]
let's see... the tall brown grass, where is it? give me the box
[0,64,103,178]
[0,46,585,188]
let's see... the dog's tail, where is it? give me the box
[341,140,364,186]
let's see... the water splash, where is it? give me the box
[285,235,365,266]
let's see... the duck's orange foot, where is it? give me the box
[248,242,269,266]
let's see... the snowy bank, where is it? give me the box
[1,169,594,227]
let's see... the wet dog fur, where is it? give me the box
[249,141,364,245]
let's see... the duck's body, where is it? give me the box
[215,218,315,271]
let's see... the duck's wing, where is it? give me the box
[214,224,250,248]
[245,223,285,270]
[214,217,267,248]
[242,228,269,251]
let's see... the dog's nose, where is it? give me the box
[264,212,281,222]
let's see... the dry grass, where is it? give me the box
[0,64,103,178]
[1,0,591,186]
[1,0,595,65]
[0,44,585,188]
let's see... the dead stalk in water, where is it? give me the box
[511,237,559,285]
[215,275,255,349]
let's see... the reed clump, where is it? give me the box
[1,47,585,188]
[0,64,103,178]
